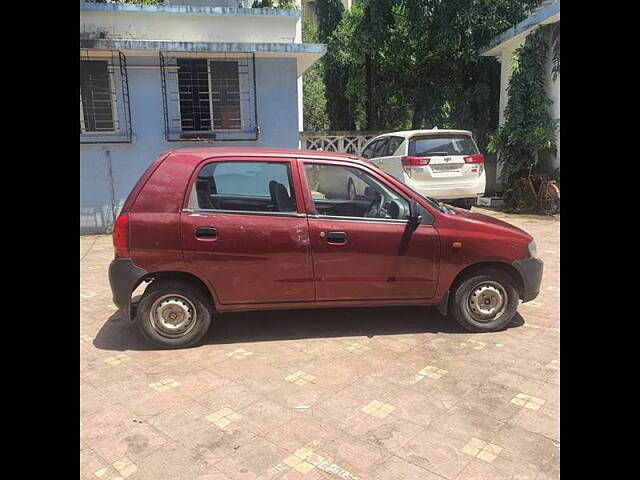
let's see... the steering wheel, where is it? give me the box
[365,194,386,218]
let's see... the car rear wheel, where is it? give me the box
[449,270,519,332]
[136,279,212,349]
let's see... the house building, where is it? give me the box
[481,0,560,171]
[80,1,325,234]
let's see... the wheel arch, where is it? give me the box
[136,271,216,311]
[451,262,525,299]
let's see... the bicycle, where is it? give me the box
[503,167,560,215]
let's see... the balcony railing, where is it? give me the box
[299,130,381,155]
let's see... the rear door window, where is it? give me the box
[372,137,390,157]
[361,139,382,159]
[386,136,405,156]
[409,135,478,156]
[190,161,297,213]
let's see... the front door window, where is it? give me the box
[304,163,410,221]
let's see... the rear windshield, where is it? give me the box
[409,135,478,157]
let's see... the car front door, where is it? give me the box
[181,158,314,305]
[299,159,440,301]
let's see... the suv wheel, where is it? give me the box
[449,270,519,332]
[136,279,213,348]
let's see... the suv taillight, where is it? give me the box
[401,156,430,177]
[113,213,130,258]
[463,153,484,164]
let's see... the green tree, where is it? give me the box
[321,0,541,141]
[302,19,329,130]
[489,25,558,191]
[316,0,355,129]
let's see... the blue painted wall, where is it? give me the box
[80,55,300,234]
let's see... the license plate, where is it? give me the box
[431,163,463,172]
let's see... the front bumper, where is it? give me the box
[108,258,148,321]
[512,256,544,302]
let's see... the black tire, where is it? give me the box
[136,279,213,349]
[449,270,519,332]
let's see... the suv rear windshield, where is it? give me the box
[409,135,478,157]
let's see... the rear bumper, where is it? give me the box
[406,174,486,200]
[512,257,544,302]
[108,258,148,321]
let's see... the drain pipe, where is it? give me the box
[105,149,118,233]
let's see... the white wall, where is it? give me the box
[80,56,300,234]
[80,9,299,44]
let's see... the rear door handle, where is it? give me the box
[195,226,217,239]
[326,231,347,244]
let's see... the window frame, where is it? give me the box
[161,52,258,142]
[298,159,416,224]
[80,50,132,144]
[184,158,305,217]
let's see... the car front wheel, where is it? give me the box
[449,270,519,332]
[136,279,212,349]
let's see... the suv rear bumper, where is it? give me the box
[512,257,544,302]
[406,175,486,200]
[108,258,148,321]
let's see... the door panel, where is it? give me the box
[308,218,439,300]
[182,212,314,304]
[181,158,313,305]
[300,159,440,302]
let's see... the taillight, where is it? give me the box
[401,156,430,177]
[463,153,485,164]
[112,213,130,258]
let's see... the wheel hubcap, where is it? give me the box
[467,281,507,322]
[150,294,197,337]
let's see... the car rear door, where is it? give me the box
[407,134,483,191]
[299,158,440,301]
[181,157,314,305]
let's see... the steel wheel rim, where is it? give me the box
[466,281,507,322]
[149,294,197,338]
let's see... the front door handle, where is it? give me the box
[195,226,217,239]
[326,231,347,244]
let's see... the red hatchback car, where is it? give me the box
[109,148,543,348]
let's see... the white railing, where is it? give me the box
[299,131,381,155]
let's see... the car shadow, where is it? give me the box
[92,305,525,352]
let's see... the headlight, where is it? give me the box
[528,241,538,258]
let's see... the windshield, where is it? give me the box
[409,135,478,157]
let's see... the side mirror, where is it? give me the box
[408,200,423,230]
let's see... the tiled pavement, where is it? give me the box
[80,208,559,480]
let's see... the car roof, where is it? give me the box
[373,129,473,140]
[165,147,369,166]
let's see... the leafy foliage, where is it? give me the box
[316,0,355,129]
[302,19,329,130]
[252,0,298,8]
[489,24,559,196]
[316,0,542,148]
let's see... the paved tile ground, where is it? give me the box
[80,208,559,480]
